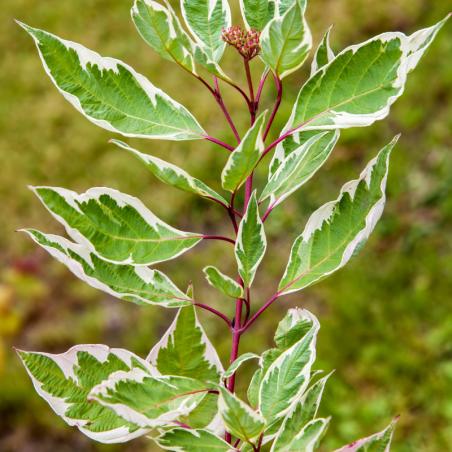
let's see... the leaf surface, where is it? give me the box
[203,266,244,299]
[23,230,192,307]
[156,428,235,452]
[132,0,233,83]
[281,16,450,134]
[261,131,339,207]
[260,0,312,79]
[282,418,330,452]
[222,353,260,381]
[111,140,227,205]
[89,370,209,428]
[310,25,335,76]
[181,0,231,63]
[279,136,398,295]
[332,417,398,452]
[31,186,202,266]
[235,191,267,288]
[18,23,206,140]
[271,373,332,452]
[222,112,267,192]
[17,345,158,443]
[259,314,319,431]
[216,384,266,443]
[147,304,224,431]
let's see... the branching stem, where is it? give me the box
[202,235,236,245]
[214,76,241,144]
[263,74,282,141]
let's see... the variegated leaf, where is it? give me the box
[279,136,398,295]
[111,140,228,205]
[89,370,209,428]
[333,417,398,452]
[274,308,318,352]
[222,112,267,193]
[260,0,312,79]
[247,368,262,409]
[282,418,330,452]
[235,191,267,288]
[203,266,244,299]
[17,23,206,140]
[17,345,159,444]
[156,428,235,452]
[239,0,274,31]
[261,131,340,207]
[132,0,233,83]
[23,230,193,307]
[222,353,260,381]
[271,373,333,452]
[259,314,319,431]
[310,25,335,76]
[31,186,203,266]
[181,0,231,63]
[147,304,224,431]
[282,16,450,135]
[216,384,266,443]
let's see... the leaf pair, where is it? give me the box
[18,304,225,443]
[132,0,233,84]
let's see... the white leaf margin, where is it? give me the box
[146,305,225,434]
[310,25,335,77]
[282,15,451,135]
[21,230,191,307]
[17,22,206,140]
[17,344,159,444]
[279,136,399,295]
[259,310,320,431]
[30,185,202,266]
[89,370,205,428]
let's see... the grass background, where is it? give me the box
[0,0,451,451]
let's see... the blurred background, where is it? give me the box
[0,0,451,451]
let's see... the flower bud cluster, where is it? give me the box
[222,25,261,61]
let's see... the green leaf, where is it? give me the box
[247,368,262,409]
[261,131,339,207]
[260,0,312,79]
[17,23,206,141]
[279,136,399,295]
[111,140,228,205]
[274,308,318,352]
[17,344,159,443]
[239,0,273,31]
[216,384,266,443]
[282,15,450,134]
[332,417,398,451]
[281,418,330,452]
[222,353,260,381]
[147,304,224,431]
[23,230,193,307]
[269,129,339,180]
[310,25,335,76]
[132,0,233,83]
[181,0,231,63]
[222,112,267,192]
[235,191,267,288]
[31,186,203,266]
[156,428,234,452]
[147,305,223,382]
[203,266,244,299]
[271,373,333,452]
[259,317,319,431]
[89,370,209,428]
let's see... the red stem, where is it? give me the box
[193,301,233,330]
[214,76,241,144]
[203,135,235,152]
[263,74,282,142]
[202,235,236,245]
[255,70,270,109]
[238,292,281,333]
